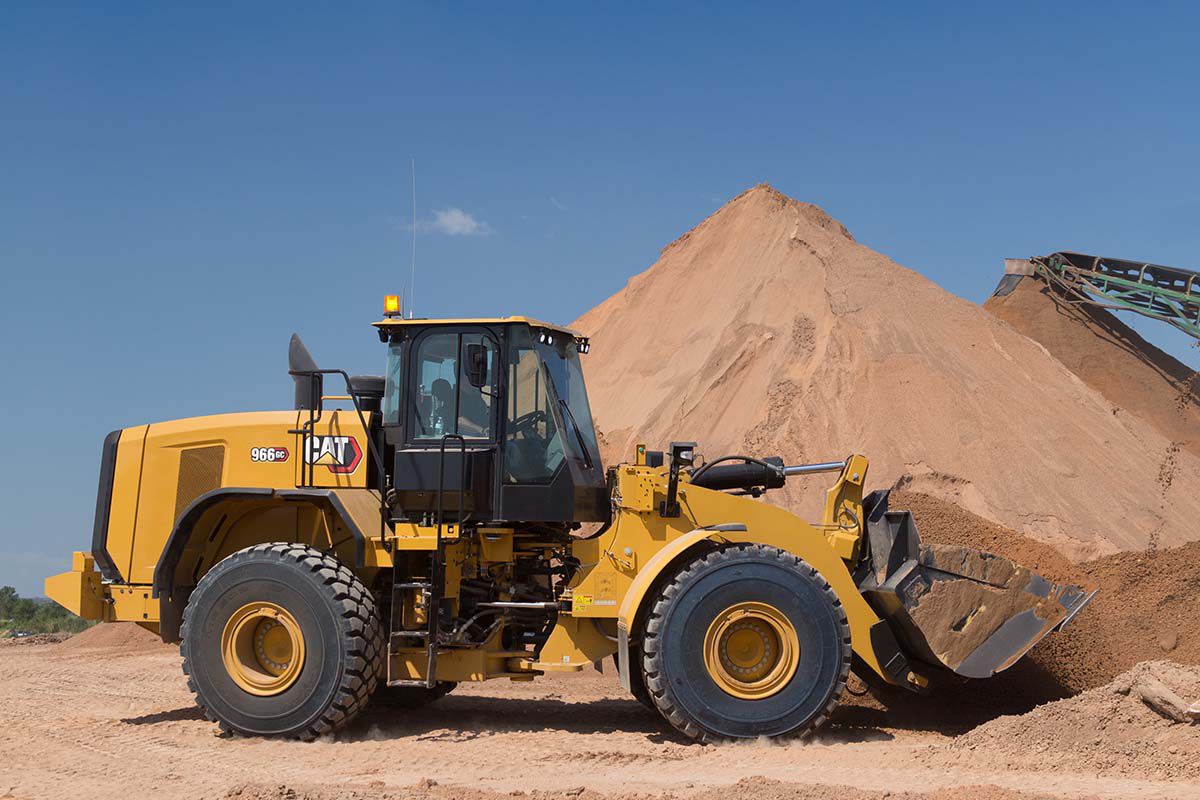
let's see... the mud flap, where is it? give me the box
[617,624,632,692]
[857,491,1093,679]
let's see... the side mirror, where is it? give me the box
[465,343,488,388]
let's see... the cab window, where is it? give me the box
[504,330,563,483]
[411,332,496,441]
[382,340,404,425]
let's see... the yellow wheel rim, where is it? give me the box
[703,601,799,700]
[220,601,305,696]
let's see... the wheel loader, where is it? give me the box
[46,301,1093,741]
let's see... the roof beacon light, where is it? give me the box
[384,295,401,317]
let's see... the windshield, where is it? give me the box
[535,337,599,468]
[503,326,601,484]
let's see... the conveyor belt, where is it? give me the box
[994,252,1200,340]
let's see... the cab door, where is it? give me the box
[391,327,500,518]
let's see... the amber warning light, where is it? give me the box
[384,295,401,317]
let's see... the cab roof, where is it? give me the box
[372,315,582,337]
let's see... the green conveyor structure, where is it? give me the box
[994,251,1200,341]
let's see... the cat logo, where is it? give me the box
[304,435,363,474]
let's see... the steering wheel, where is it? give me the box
[509,409,547,438]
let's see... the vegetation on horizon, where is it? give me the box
[0,586,93,635]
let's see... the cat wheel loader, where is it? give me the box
[46,301,1093,742]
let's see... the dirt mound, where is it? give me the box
[986,277,1200,459]
[891,492,1200,703]
[0,632,73,646]
[891,491,1078,583]
[575,184,1200,559]
[942,661,1200,782]
[54,621,169,654]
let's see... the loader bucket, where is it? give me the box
[857,491,1094,679]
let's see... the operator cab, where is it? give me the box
[372,314,607,526]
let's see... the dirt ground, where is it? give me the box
[2,631,1198,800]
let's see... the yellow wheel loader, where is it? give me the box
[46,303,1093,742]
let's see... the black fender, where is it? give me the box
[152,487,372,642]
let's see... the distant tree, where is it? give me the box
[0,586,92,634]
[0,586,16,619]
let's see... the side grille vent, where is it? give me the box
[175,445,225,521]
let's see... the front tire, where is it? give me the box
[640,544,850,742]
[180,543,383,739]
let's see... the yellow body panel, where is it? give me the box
[105,425,148,579]
[44,552,105,619]
[107,584,159,625]
[559,456,919,687]
[390,645,532,683]
[45,551,160,628]
[47,408,379,620]
[520,615,616,672]
[121,409,368,584]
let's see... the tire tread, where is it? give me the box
[179,542,384,740]
[640,543,851,743]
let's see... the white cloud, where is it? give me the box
[427,207,492,236]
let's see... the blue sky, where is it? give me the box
[2,3,1198,596]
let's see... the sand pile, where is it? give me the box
[54,621,168,654]
[893,492,1200,697]
[986,277,1200,459]
[942,661,1200,781]
[575,184,1200,559]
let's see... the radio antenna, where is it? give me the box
[409,157,417,319]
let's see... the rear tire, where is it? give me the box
[640,544,850,742]
[180,543,383,739]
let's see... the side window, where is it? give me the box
[382,341,404,425]
[457,333,495,439]
[410,332,495,441]
[503,339,563,483]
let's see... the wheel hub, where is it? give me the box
[703,602,799,699]
[221,601,306,696]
